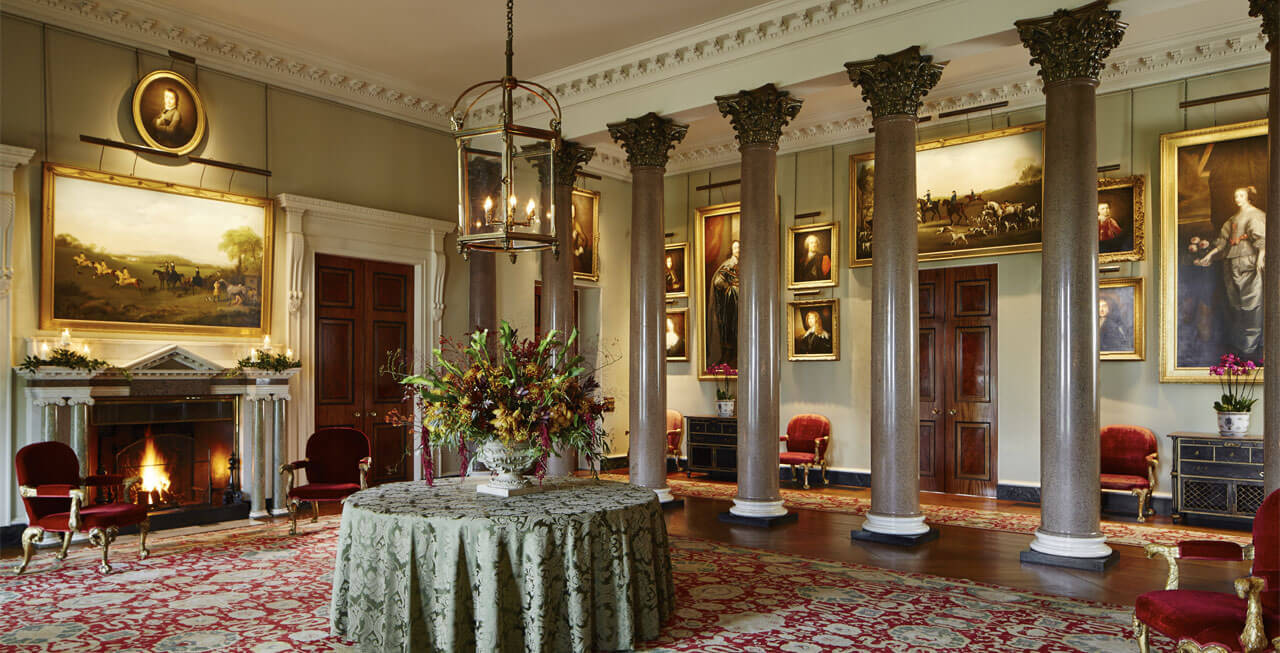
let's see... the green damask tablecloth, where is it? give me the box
[329,478,673,652]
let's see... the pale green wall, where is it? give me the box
[662,64,1271,491]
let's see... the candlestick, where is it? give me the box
[262,335,271,352]
[60,329,71,346]
[82,343,91,356]
[250,348,259,363]
[285,348,293,359]
[41,342,49,356]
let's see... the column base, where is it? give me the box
[248,510,270,520]
[1020,529,1114,571]
[718,511,798,528]
[851,526,939,547]
[1019,548,1115,571]
[861,513,931,536]
[720,498,795,527]
[270,508,290,517]
[654,487,676,504]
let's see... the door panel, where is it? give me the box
[954,327,992,402]
[365,259,414,483]
[918,269,945,493]
[316,319,356,404]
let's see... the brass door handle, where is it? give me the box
[370,411,378,417]
[930,409,941,415]
[354,411,362,418]
[947,409,957,416]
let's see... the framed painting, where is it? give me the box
[849,123,1044,267]
[1098,175,1146,263]
[665,308,689,362]
[664,242,689,298]
[132,70,206,156]
[787,298,839,361]
[1099,277,1144,361]
[1160,120,1267,382]
[788,222,838,289]
[571,187,600,281]
[41,163,273,336]
[695,202,740,380]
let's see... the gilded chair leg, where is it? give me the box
[821,463,828,486]
[89,526,118,574]
[138,518,150,560]
[802,464,811,490]
[1133,489,1151,523]
[287,498,300,535]
[311,501,320,524]
[15,527,43,574]
[1132,614,1149,653]
[55,531,73,561]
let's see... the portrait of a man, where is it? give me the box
[571,188,600,281]
[664,243,688,297]
[131,70,205,155]
[665,310,688,361]
[696,203,741,378]
[788,223,838,289]
[788,299,839,361]
[1099,277,1143,361]
[1097,176,1145,263]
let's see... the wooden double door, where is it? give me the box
[314,253,413,484]
[919,264,998,497]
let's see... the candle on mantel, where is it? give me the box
[82,343,90,356]
[26,338,36,358]
[285,348,293,359]
[250,348,259,363]
[262,335,272,352]
[60,329,71,346]
[41,342,50,356]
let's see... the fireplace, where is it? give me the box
[89,397,242,516]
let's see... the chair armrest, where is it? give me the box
[1144,543,1183,590]
[358,457,372,490]
[815,436,830,464]
[1144,453,1159,492]
[282,459,309,471]
[1179,540,1248,561]
[279,459,308,499]
[20,484,77,498]
[1233,576,1269,653]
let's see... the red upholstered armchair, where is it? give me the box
[780,414,831,490]
[14,441,150,574]
[279,428,371,535]
[1100,425,1159,522]
[1134,488,1278,652]
[666,409,684,471]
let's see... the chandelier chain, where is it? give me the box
[505,0,514,79]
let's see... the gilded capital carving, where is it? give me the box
[526,140,596,187]
[714,83,803,148]
[1015,0,1127,84]
[1250,0,1279,51]
[845,46,944,120]
[607,113,689,169]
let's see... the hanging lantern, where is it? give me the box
[451,0,561,261]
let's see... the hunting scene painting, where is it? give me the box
[42,164,273,336]
[850,124,1044,266]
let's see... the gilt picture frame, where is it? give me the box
[1098,175,1146,264]
[1160,119,1268,383]
[132,70,207,156]
[664,242,689,299]
[787,298,839,361]
[1099,277,1144,361]
[787,222,838,290]
[41,163,273,336]
[571,187,600,282]
[665,308,689,362]
[695,202,740,380]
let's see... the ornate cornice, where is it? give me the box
[715,83,804,148]
[606,113,689,169]
[1016,0,1128,84]
[526,140,596,188]
[845,46,944,119]
[1249,0,1279,50]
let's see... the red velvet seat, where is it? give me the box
[1100,425,1158,521]
[780,414,831,489]
[280,428,371,535]
[14,441,151,574]
[1134,488,1279,652]
[666,410,683,472]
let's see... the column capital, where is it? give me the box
[844,46,944,120]
[1250,0,1279,51]
[714,83,803,148]
[607,113,688,169]
[1015,0,1126,85]
[526,139,596,187]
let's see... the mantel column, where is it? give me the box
[1016,0,1126,569]
[1,145,35,526]
[845,47,944,546]
[1250,0,1280,495]
[608,113,688,503]
[270,393,289,515]
[244,394,269,520]
[715,84,802,526]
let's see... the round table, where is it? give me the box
[329,478,673,652]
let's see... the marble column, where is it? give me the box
[271,396,288,515]
[249,397,268,519]
[714,84,803,525]
[68,398,93,478]
[1016,1,1126,569]
[845,47,944,545]
[1251,0,1280,495]
[538,141,595,478]
[607,113,688,503]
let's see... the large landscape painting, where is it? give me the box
[42,164,273,336]
[850,123,1044,266]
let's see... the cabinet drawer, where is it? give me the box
[1215,444,1257,464]
[1179,443,1215,461]
[1255,447,1266,464]
[1179,460,1261,479]
[690,433,735,446]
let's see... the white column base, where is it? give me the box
[248,510,270,520]
[270,508,290,517]
[1029,530,1112,558]
[862,513,930,536]
[729,498,787,518]
[654,487,675,503]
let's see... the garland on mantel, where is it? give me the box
[231,351,301,374]
[18,347,111,374]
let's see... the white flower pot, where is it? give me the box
[475,440,545,497]
[716,399,736,418]
[1216,411,1250,437]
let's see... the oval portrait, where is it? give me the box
[132,70,206,155]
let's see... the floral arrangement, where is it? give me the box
[706,363,737,400]
[19,347,111,374]
[395,322,609,484]
[1209,353,1261,413]
[232,351,301,373]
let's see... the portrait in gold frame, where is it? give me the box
[41,163,273,337]
[1159,119,1267,383]
[664,242,689,299]
[132,70,207,156]
[695,201,740,380]
[1099,277,1144,361]
[665,308,689,362]
[787,298,839,361]
[849,123,1044,267]
[787,222,838,290]
[571,187,600,282]
[1097,175,1146,264]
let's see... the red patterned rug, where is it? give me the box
[0,518,1173,652]
[601,473,1252,548]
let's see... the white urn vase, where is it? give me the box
[1216,411,1250,437]
[475,440,544,497]
[716,399,736,418]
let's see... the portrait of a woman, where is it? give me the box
[1193,185,1265,359]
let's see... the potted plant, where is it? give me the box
[395,322,609,496]
[1209,353,1260,437]
[707,363,737,417]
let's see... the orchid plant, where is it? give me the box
[1209,353,1261,413]
[706,363,737,400]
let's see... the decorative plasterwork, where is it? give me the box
[122,344,224,374]
[1016,0,1127,84]
[715,83,804,147]
[845,45,944,119]
[607,113,690,169]
[1248,0,1278,49]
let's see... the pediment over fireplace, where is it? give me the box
[122,345,226,376]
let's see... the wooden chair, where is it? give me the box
[666,409,684,472]
[279,428,371,535]
[14,441,150,574]
[780,414,831,489]
[1134,487,1278,652]
[1100,425,1159,522]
